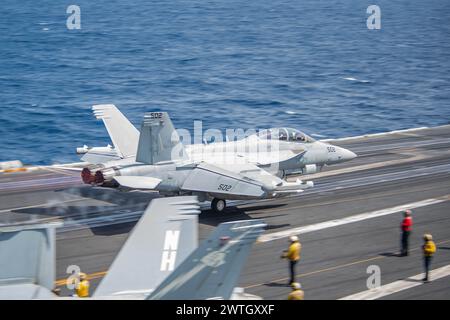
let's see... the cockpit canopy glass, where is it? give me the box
[256,128,315,143]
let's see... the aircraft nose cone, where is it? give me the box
[340,148,357,161]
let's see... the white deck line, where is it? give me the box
[257,197,449,243]
[339,264,450,300]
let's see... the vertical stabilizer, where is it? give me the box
[135,112,188,164]
[0,222,60,299]
[148,219,265,300]
[92,104,139,158]
[94,196,200,297]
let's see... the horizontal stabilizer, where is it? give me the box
[114,176,162,190]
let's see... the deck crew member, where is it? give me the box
[75,273,90,298]
[281,235,301,284]
[422,234,436,282]
[288,282,304,300]
[400,210,413,256]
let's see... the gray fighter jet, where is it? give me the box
[0,196,264,300]
[79,105,356,212]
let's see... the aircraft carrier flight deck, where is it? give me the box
[1,125,449,300]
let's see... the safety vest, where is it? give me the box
[287,242,301,261]
[288,289,304,300]
[76,280,90,298]
[401,216,413,232]
[423,240,436,257]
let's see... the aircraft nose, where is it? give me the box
[339,147,357,161]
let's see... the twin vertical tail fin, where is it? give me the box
[0,222,61,299]
[92,104,139,158]
[147,219,266,300]
[136,112,188,164]
[94,196,200,297]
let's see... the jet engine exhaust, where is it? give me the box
[81,168,95,184]
[81,166,112,185]
[94,170,105,184]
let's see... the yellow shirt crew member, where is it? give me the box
[288,282,304,300]
[75,273,90,298]
[286,240,301,261]
[422,234,436,282]
[282,236,302,284]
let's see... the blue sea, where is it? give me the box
[1,0,450,165]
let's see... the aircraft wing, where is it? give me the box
[92,104,139,159]
[93,196,200,297]
[181,162,268,198]
[147,219,266,300]
[182,162,312,198]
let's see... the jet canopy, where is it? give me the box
[256,128,316,143]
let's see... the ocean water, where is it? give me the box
[1,0,449,165]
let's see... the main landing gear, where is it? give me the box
[211,198,226,213]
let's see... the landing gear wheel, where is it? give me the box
[211,198,226,213]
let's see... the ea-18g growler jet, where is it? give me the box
[78,105,356,212]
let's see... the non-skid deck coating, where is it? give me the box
[1,126,449,299]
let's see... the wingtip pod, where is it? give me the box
[76,145,90,154]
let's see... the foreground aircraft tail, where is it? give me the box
[92,104,140,158]
[94,196,200,297]
[147,219,266,300]
[0,222,61,299]
[136,112,188,164]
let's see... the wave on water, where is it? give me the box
[1,0,449,165]
[342,77,371,83]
